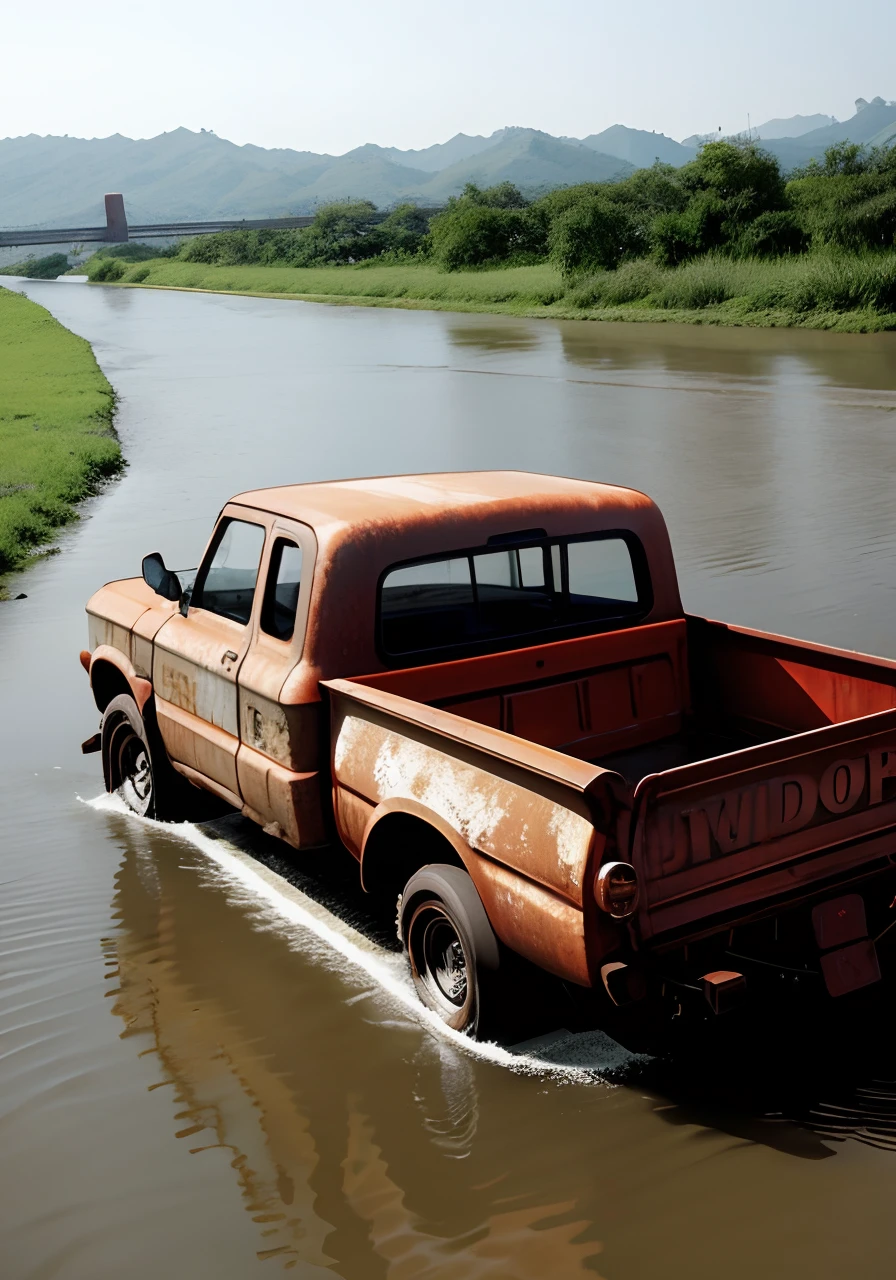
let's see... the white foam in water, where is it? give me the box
[83,793,640,1082]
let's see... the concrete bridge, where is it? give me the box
[0,194,440,249]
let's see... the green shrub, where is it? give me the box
[0,253,70,279]
[88,257,127,282]
[429,205,532,269]
[736,210,807,258]
[564,258,664,308]
[650,141,789,264]
[179,199,431,268]
[371,203,431,256]
[682,140,786,212]
[549,196,637,276]
[92,242,171,261]
[650,194,723,265]
[126,133,896,282]
[453,182,529,210]
[613,164,690,218]
[787,144,896,251]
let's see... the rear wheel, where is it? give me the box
[400,864,502,1039]
[101,693,184,821]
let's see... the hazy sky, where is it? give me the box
[2,0,893,153]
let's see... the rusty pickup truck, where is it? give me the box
[81,472,896,1036]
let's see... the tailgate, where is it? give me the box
[631,709,896,942]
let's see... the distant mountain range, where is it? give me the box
[750,98,896,170]
[1,96,894,230]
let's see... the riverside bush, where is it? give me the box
[428,205,530,269]
[180,200,432,269]
[0,253,70,279]
[549,196,637,276]
[88,257,127,282]
[427,184,545,269]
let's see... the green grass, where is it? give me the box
[86,257,568,307]
[570,251,896,316]
[99,253,896,332]
[0,286,121,593]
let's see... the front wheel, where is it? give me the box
[400,864,502,1039]
[101,693,184,821]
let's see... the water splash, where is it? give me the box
[82,793,642,1083]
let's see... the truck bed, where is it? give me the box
[596,725,777,787]
[327,613,896,958]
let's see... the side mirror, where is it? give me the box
[142,552,182,602]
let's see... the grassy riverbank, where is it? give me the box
[93,254,896,331]
[0,287,121,594]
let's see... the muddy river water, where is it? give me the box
[3,281,896,1279]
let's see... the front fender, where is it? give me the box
[88,645,153,714]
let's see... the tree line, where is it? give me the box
[80,138,896,282]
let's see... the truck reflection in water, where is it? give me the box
[106,816,606,1277]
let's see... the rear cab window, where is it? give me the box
[379,531,650,662]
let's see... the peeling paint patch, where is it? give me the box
[372,731,507,852]
[333,712,594,901]
[547,807,593,889]
[334,713,363,772]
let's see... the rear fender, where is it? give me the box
[358,795,594,986]
[88,645,153,714]
[360,797,476,891]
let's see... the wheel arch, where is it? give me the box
[359,799,472,897]
[89,646,153,714]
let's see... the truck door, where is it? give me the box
[153,513,268,799]
[235,521,323,846]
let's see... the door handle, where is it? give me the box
[222,650,238,663]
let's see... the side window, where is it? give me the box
[194,518,266,625]
[261,539,303,642]
[566,538,638,609]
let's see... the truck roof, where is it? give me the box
[230,472,684,651]
[232,471,655,535]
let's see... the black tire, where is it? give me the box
[400,864,502,1040]
[101,693,185,821]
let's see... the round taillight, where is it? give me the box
[594,861,639,920]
